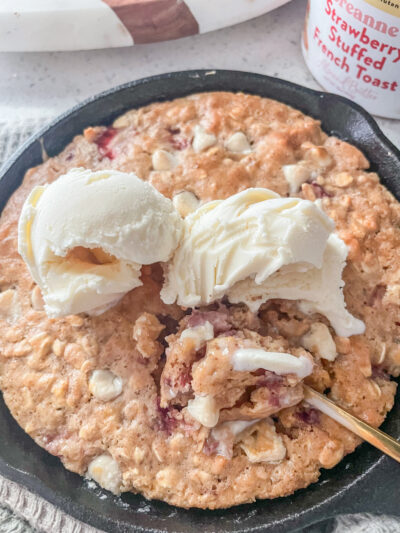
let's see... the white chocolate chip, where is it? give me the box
[86,454,122,495]
[239,419,286,463]
[152,149,177,171]
[282,162,314,194]
[0,289,20,324]
[224,419,259,437]
[89,370,122,401]
[187,394,219,428]
[192,126,217,152]
[225,132,251,153]
[231,348,313,378]
[284,147,332,194]
[211,419,258,449]
[172,191,200,218]
[305,146,332,169]
[180,321,214,350]
[302,323,337,361]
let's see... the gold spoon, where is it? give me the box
[303,385,400,463]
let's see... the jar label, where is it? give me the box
[303,0,400,118]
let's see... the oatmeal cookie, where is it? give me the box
[0,92,398,508]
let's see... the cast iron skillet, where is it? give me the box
[0,70,399,533]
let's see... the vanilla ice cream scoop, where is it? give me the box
[18,168,182,317]
[161,188,364,337]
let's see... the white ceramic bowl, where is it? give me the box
[0,0,293,52]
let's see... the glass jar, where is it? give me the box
[302,0,400,118]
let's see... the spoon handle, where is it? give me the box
[304,385,400,463]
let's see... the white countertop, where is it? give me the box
[0,0,398,148]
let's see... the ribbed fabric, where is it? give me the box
[0,116,398,533]
[0,114,52,171]
[334,514,400,533]
[0,475,100,533]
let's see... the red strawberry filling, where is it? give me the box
[187,307,233,336]
[95,127,118,160]
[310,181,332,198]
[167,127,190,150]
[296,407,320,425]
